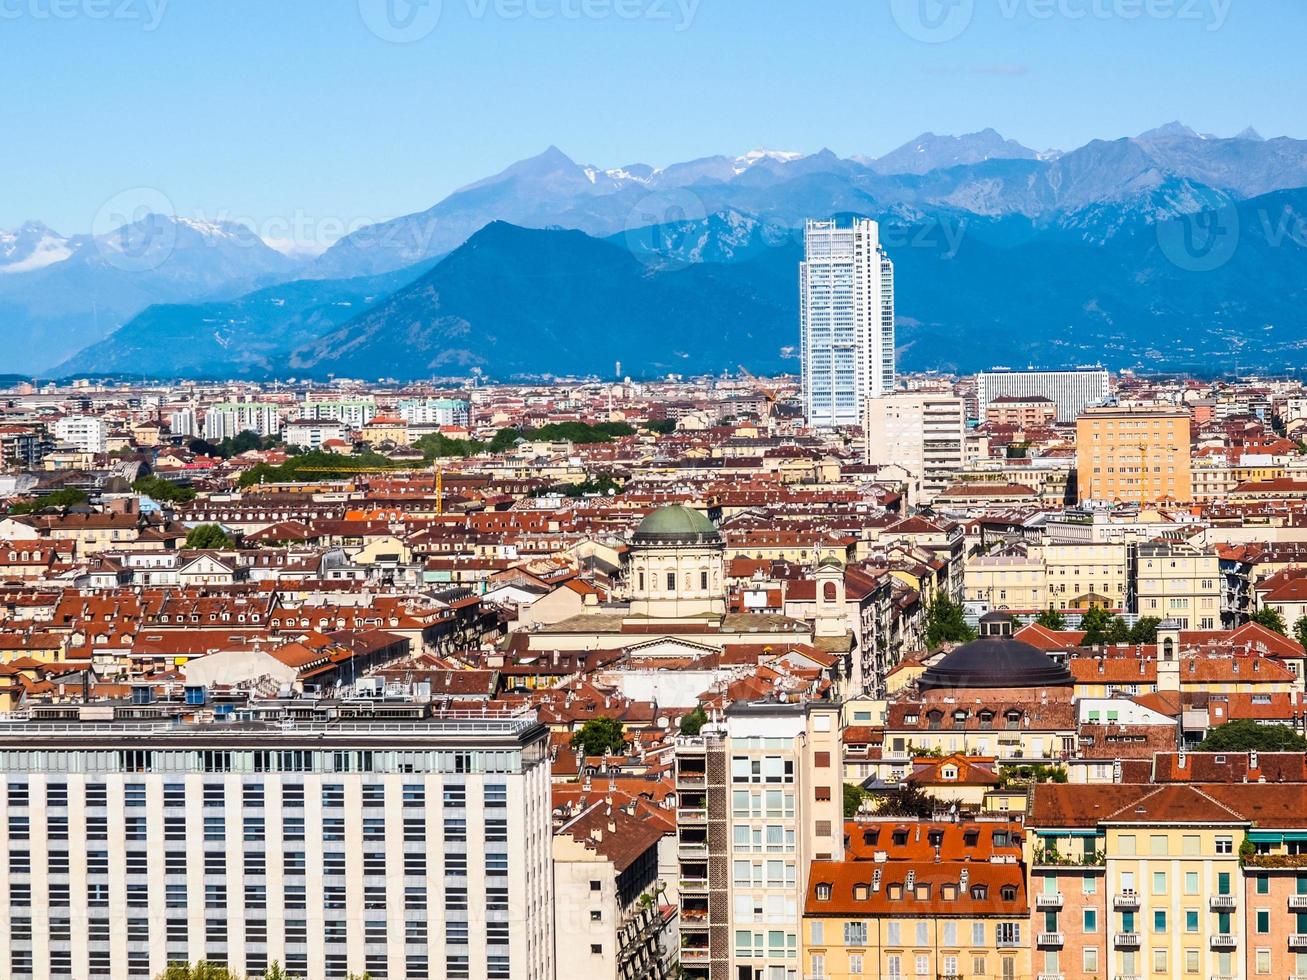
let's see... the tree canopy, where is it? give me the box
[1252,607,1288,636]
[570,716,628,756]
[1034,607,1066,630]
[1198,719,1307,752]
[925,596,976,648]
[7,487,88,514]
[679,704,708,736]
[133,475,196,504]
[184,524,235,550]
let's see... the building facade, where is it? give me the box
[863,392,966,498]
[977,370,1110,424]
[0,711,553,980]
[1076,406,1193,505]
[800,219,895,428]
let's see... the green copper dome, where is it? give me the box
[633,505,720,545]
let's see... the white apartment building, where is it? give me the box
[202,403,281,441]
[52,415,108,454]
[303,398,378,429]
[284,418,348,451]
[800,219,894,428]
[167,409,198,439]
[398,399,470,428]
[0,710,553,980]
[863,391,965,496]
[976,368,1110,423]
[675,699,844,980]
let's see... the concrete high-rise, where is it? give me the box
[800,219,895,428]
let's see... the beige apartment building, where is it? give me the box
[964,542,1130,612]
[864,392,966,499]
[675,699,845,980]
[1076,406,1192,504]
[1133,540,1221,629]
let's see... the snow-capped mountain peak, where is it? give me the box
[0,221,75,275]
[733,149,803,174]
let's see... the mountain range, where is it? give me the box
[15,122,1307,378]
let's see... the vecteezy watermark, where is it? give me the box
[1158,202,1307,273]
[0,0,169,30]
[891,0,1232,42]
[357,0,442,43]
[91,187,178,274]
[1156,204,1241,273]
[622,189,709,271]
[360,0,699,42]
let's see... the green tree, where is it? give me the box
[262,965,295,980]
[155,963,236,980]
[487,428,522,453]
[1295,615,1307,652]
[679,704,708,736]
[1080,606,1116,646]
[1034,607,1066,630]
[1105,616,1131,644]
[644,418,677,434]
[874,785,940,818]
[1198,719,1307,752]
[571,717,628,756]
[185,524,235,550]
[925,596,976,648]
[1252,607,1288,635]
[1128,616,1162,644]
[7,487,88,514]
[843,782,868,818]
[133,475,196,504]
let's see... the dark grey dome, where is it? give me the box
[919,635,1073,691]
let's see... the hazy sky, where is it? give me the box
[3,0,1303,244]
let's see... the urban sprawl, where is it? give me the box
[4,219,1307,980]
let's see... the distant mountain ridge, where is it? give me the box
[16,121,1307,377]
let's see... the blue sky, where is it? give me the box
[2,0,1304,245]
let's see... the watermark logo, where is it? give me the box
[0,0,170,30]
[360,0,699,41]
[91,187,177,274]
[890,0,1232,41]
[1157,204,1240,272]
[358,0,442,43]
[890,0,975,43]
[622,188,708,271]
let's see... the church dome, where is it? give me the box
[919,630,1073,692]
[632,505,721,545]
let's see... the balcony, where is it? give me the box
[1290,895,1307,909]
[675,772,706,788]
[679,807,707,824]
[1290,935,1307,949]
[1114,932,1140,947]
[679,947,710,963]
[1037,974,1065,980]
[1113,975,1141,980]
[1035,892,1064,908]
[1037,932,1064,947]
[678,842,709,859]
[1210,934,1238,950]
[1113,891,1140,910]
[1210,894,1236,909]
[679,878,709,894]
[997,938,1023,949]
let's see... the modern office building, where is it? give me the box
[301,398,378,429]
[800,219,895,428]
[1075,405,1193,504]
[0,707,553,980]
[674,698,845,980]
[977,369,1110,424]
[863,391,966,497]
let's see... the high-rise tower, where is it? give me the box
[799,218,895,427]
